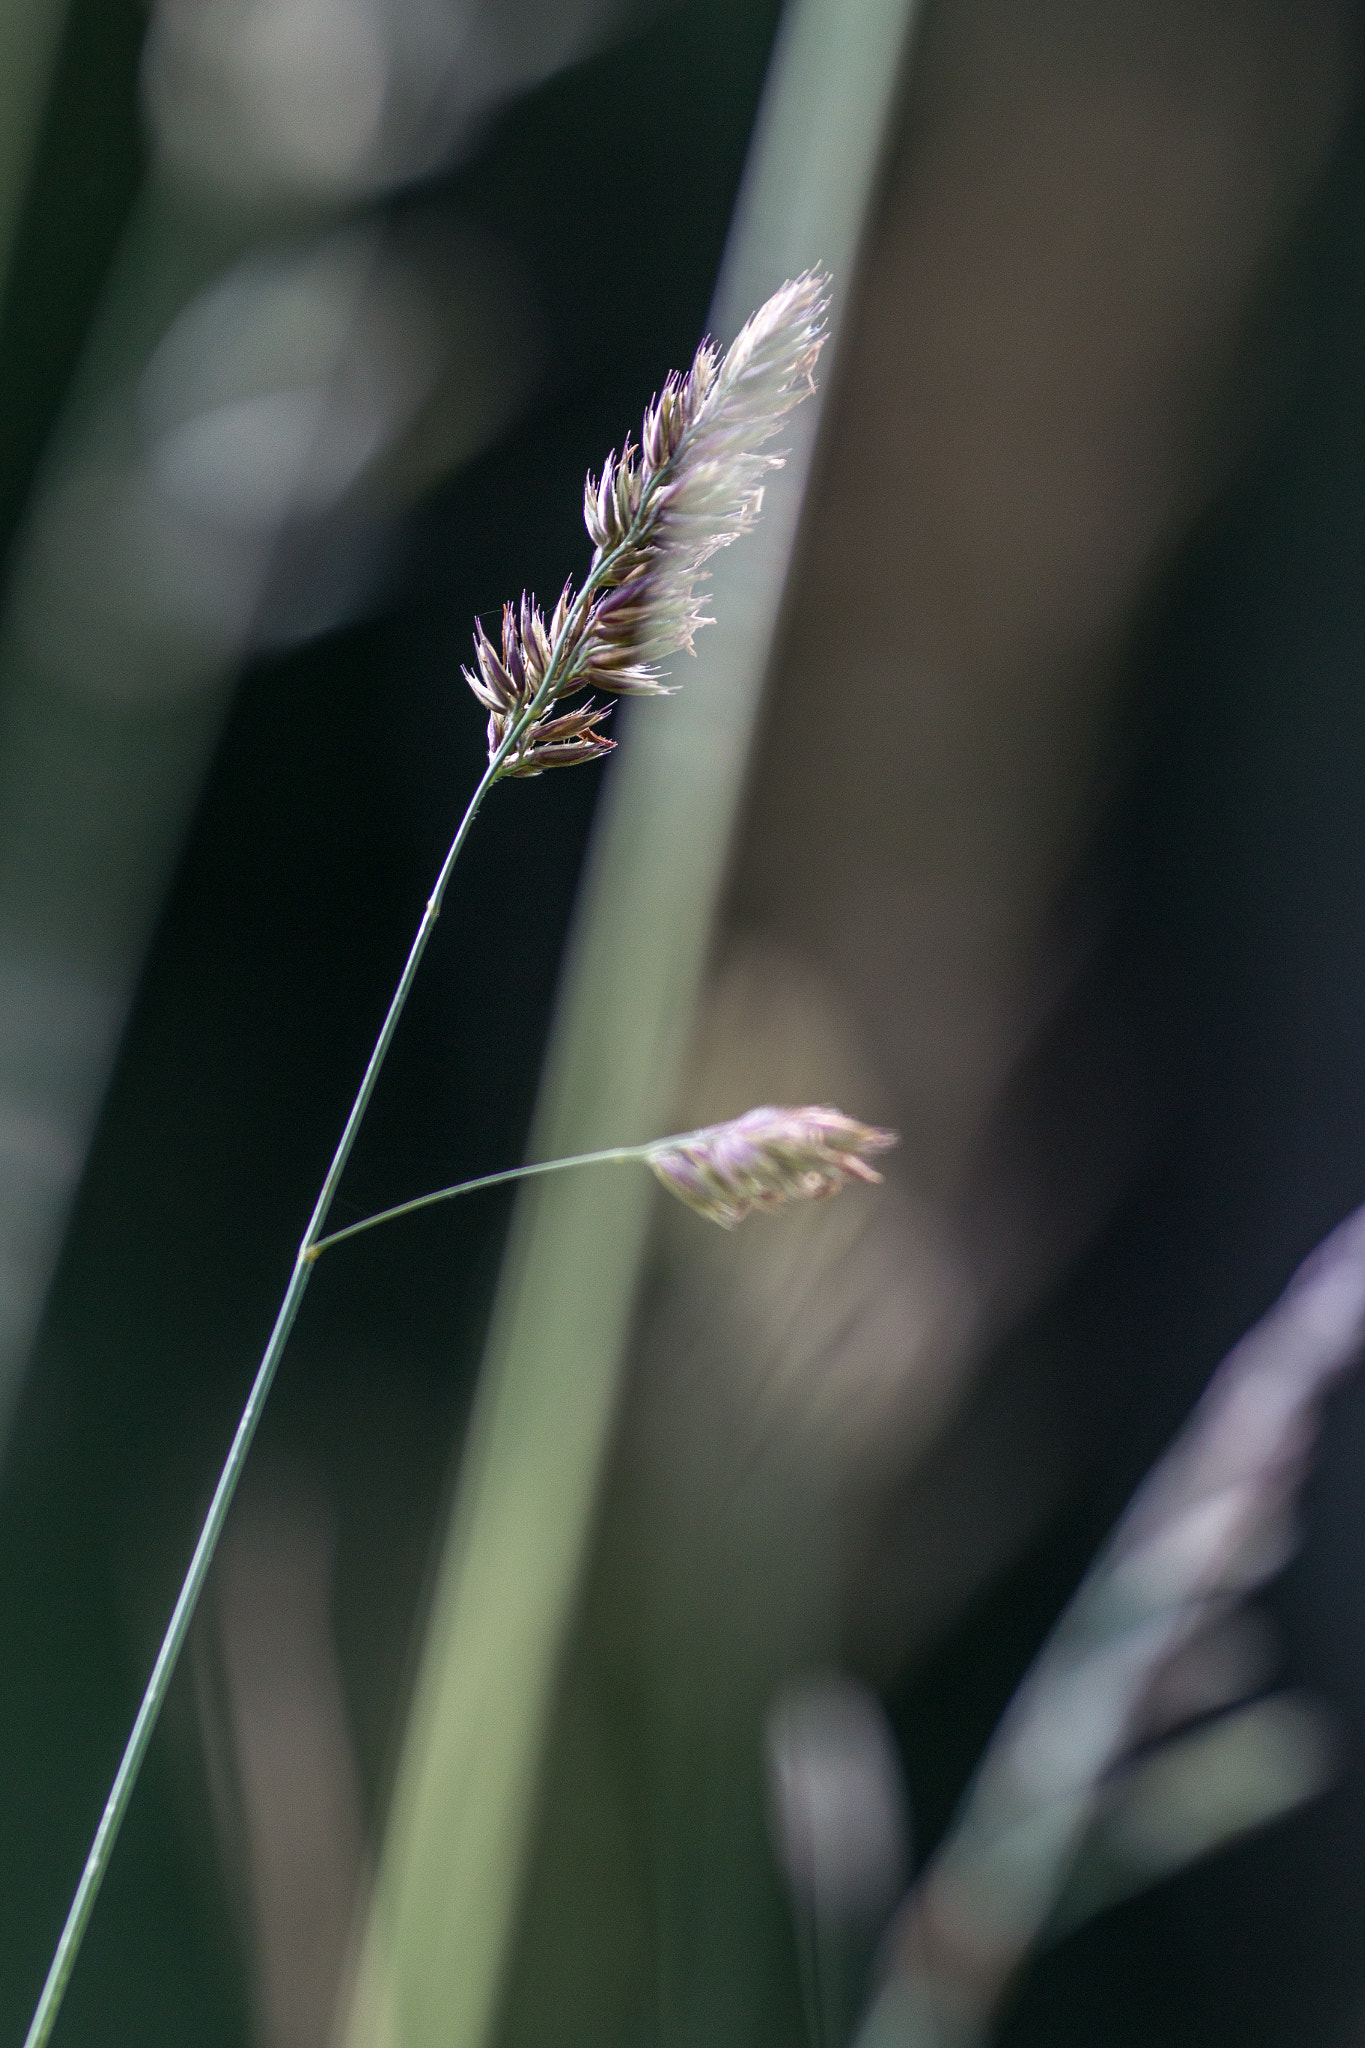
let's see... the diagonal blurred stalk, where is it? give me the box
[0,181,349,1466]
[854,1199,1365,2048]
[0,0,73,315]
[338,4,926,2046]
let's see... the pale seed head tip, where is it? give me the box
[647,1104,897,1229]
[467,274,833,769]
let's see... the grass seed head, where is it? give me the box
[463,271,831,775]
[646,1103,897,1229]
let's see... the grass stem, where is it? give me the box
[23,727,527,2048]
[305,1147,647,1261]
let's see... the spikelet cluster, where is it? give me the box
[463,270,830,776]
[464,588,614,778]
[646,1105,897,1230]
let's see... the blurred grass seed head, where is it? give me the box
[648,1106,899,1229]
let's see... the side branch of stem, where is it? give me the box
[304,1146,647,1261]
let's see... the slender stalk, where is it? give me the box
[24,274,827,2048]
[26,427,701,2048]
[23,715,535,2048]
[22,1258,312,2048]
[305,1146,648,1260]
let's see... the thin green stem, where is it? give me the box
[305,1145,649,1261]
[25,397,672,2048]
[23,715,536,2048]
[21,1256,313,2048]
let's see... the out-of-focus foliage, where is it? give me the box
[8,4,1365,2048]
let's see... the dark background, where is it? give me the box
[6,3,1365,2046]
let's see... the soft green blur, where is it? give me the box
[337,5,924,2046]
